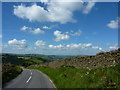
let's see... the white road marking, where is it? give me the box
[26,76,32,83]
[30,70,32,75]
[49,79,56,88]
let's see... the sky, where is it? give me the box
[1,1,119,55]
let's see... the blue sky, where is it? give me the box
[2,1,119,55]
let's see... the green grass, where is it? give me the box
[28,65,120,88]
[24,58,43,64]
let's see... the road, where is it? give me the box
[3,69,56,88]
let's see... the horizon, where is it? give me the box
[2,47,118,56]
[2,52,88,56]
[2,1,118,55]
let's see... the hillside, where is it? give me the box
[16,54,75,61]
[28,49,120,88]
[2,54,44,67]
[41,49,120,68]
[2,53,75,67]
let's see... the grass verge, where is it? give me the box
[28,65,120,88]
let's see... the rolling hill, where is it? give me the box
[41,49,120,68]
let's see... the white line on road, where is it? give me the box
[26,76,32,83]
[30,70,32,75]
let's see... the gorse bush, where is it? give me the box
[2,64,23,85]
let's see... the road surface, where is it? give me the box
[3,69,56,88]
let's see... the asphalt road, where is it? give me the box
[4,69,56,88]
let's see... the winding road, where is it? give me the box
[3,69,56,88]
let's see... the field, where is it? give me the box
[28,64,120,88]
[2,54,44,67]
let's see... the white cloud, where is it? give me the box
[92,46,102,50]
[109,46,117,49]
[109,44,118,50]
[42,26,50,29]
[0,34,2,38]
[49,44,64,48]
[107,18,120,29]
[13,1,95,24]
[71,30,82,36]
[21,26,45,34]
[66,43,92,48]
[30,28,44,34]
[83,43,92,47]
[66,43,82,48]
[21,26,28,31]
[65,30,82,36]
[8,39,26,45]
[48,43,103,51]
[54,30,70,41]
[8,39,27,49]
[40,0,49,3]
[35,40,46,47]
[42,25,58,30]
[109,46,118,49]
[82,1,96,14]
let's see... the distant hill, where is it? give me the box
[2,53,75,67]
[13,54,75,61]
[42,49,120,68]
[2,54,44,67]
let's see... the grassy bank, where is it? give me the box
[28,64,120,88]
[2,64,23,85]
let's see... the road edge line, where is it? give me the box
[36,70,57,89]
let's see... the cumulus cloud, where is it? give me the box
[8,39,27,49]
[21,26,28,31]
[82,1,96,14]
[107,18,120,29]
[13,1,95,24]
[8,39,26,45]
[92,46,102,50]
[30,28,44,34]
[109,46,118,49]
[42,26,50,29]
[54,30,70,41]
[65,30,82,37]
[109,44,118,50]
[66,43,92,48]
[42,25,58,30]
[48,43,103,51]
[20,26,44,34]
[35,40,46,47]
[49,44,64,48]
